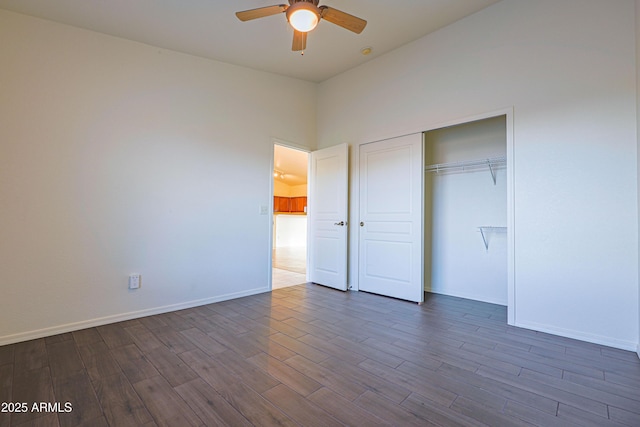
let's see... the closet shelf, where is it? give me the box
[477,226,507,251]
[425,156,506,185]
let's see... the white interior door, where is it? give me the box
[308,143,349,290]
[359,134,423,302]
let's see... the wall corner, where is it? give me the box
[636,0,640,360]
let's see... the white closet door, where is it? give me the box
[308,143,349,290]
[359,134,423,302]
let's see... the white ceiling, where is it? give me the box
[0,0,500,82]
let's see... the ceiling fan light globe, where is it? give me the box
[287,3,319,33]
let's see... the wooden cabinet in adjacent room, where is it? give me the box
[290,196,307,213]
[274,196,290,213]
[274,196,307,213]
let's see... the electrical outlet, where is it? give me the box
[128,274,141,290]
[259,205,268,215]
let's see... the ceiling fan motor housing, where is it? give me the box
[288,0,320,5]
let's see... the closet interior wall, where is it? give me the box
[424,116,507,305]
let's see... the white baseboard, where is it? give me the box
[515,320,638,352]
[0,287,270,346]
[426,288,507,307]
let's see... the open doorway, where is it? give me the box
[272,144,309,289]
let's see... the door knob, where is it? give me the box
[360,222,364,227]
[334,221,345,226]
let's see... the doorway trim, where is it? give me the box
[269,138,312,291]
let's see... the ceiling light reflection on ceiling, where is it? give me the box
[274,170,285,179]
[286,3,320,32]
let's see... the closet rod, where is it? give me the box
[425,156,506,172]
[425,156,506,184]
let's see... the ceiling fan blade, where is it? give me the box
[320,6,367,34]
[292,30,307,51]
[236,5,287,22]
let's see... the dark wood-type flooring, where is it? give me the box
[1,284,640,426]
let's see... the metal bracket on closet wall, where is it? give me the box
[478,226,507,251]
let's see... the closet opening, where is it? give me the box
[424,115,508,306]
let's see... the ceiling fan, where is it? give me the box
[236,0,367,52]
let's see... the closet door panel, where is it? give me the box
[358,133,423,302]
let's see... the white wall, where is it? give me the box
[273,182,307,197]
[290,184,308,197]
[425,117,507,305]
[0,10,317,344]
[318,0,639,350]
[275,215,307,247]
[274,180,292,197]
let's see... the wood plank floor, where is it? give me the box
[1,284,640,426]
